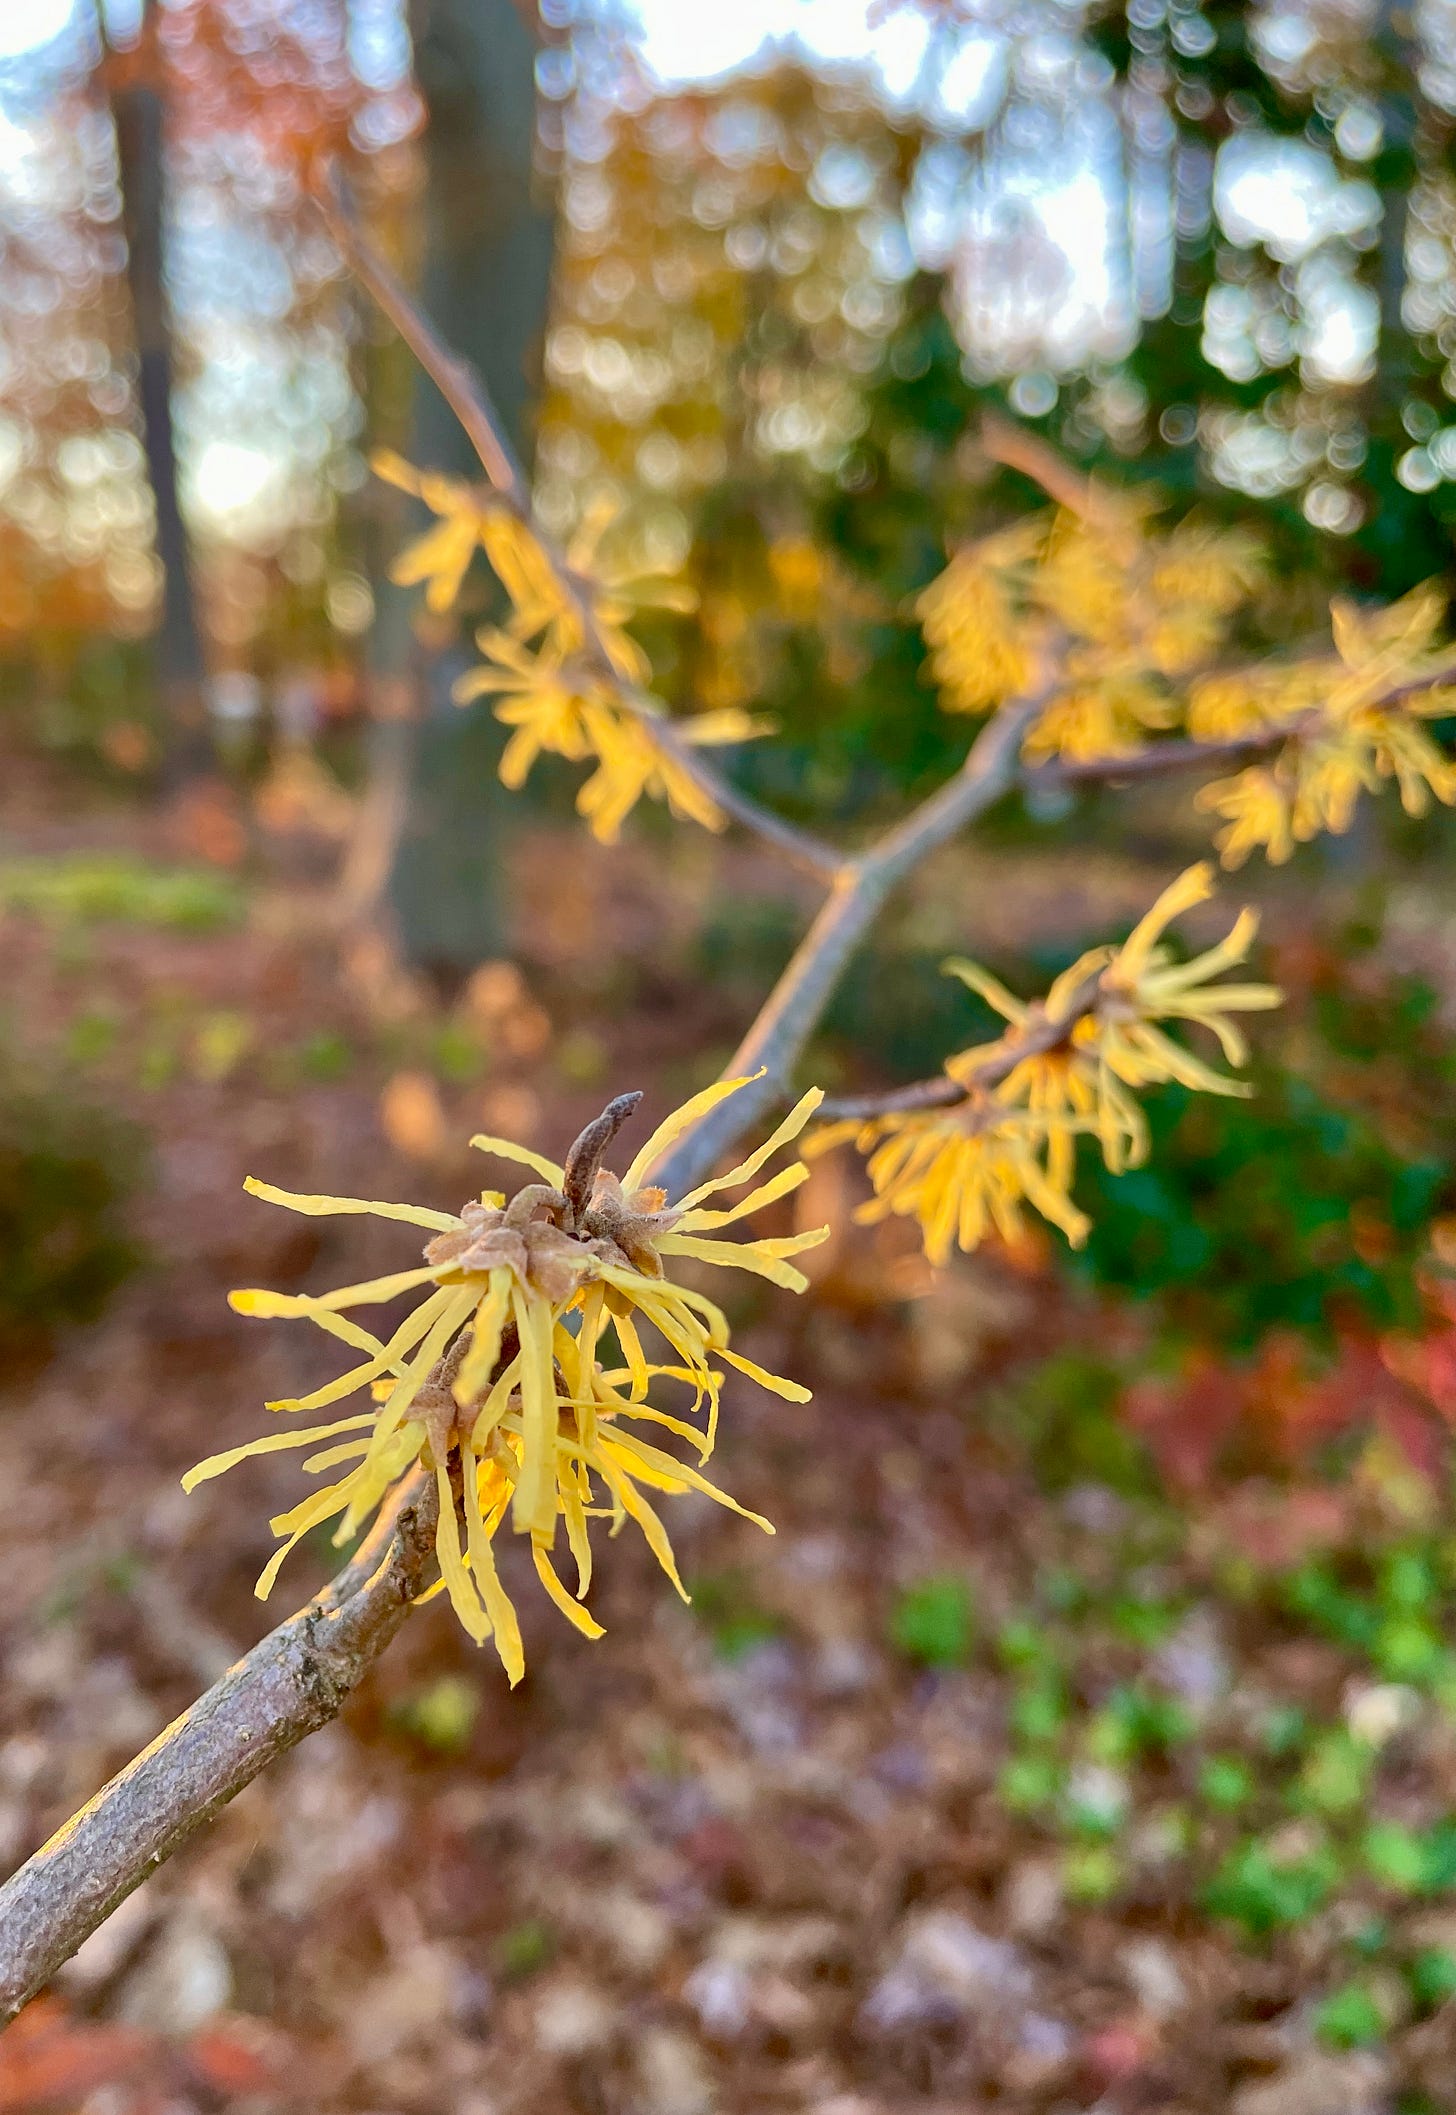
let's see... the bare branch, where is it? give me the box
[818,970,1106,1123]
[313,167,844,886]
[1025,722,1314,790]
[315,166,525,498]
[636,713,848,881]
[820,1076,966,1121]
[978,411,1126,526]
[649,689,1049,1199]
[0,1469,439,2025]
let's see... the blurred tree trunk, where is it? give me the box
[103,0,212,782]
[372,0,557,981]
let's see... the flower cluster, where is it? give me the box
[375,453,760,842]
[185,1080,826,1682]
[813,865,1280,1265]
[917,485,1456,858]
[454,631,764,843]
[916,501,1263,762]
[1191,580,1456,867]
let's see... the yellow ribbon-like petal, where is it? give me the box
[621,1072,765,1190]
[243,1176,460,1233]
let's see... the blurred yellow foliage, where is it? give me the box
[917,490,1456,860]
[917,503,1262,760]
[1195,579,1456,866]
[373,450,768,843]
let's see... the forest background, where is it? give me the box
[7,3,1456,2111]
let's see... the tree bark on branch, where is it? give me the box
[0,1473,437,2026]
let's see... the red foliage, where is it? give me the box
[0,1998,153,2111]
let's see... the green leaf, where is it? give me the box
[1314,1981,1386,2051]
[998,1754,1061,1814]
[1202,1837,1339,1938]
[1295,1731,1371,1816]
[1199,1755,1255,1812]
[1410,1948,1456,2012]
[890,1576,975,1670]
[1062,1845,1121,1903]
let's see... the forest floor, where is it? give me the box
[1,764,1454,2115]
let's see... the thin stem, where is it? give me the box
[820,1076,965,1120]
[316,165,525,498]
[979,410,1125,525]
[314,166,843,885]
[1026,722,1314,789]
[650,692,1047,1199]
[819,970,1106,1122]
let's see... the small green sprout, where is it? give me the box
[1374,1615,1443,1685]
[298,1030,353,1082]
[1409,1947,1456,2012]
[1201,1836,1339,1939]
[999,1754,1061,1814]
[1062,1844,1121,1903]
[1198,1755,1255,1812]
[492,1918,555,1981]
[890,1576,975,1670]
[997,1614,1051,1670]
[1314,1981,1386,2051]
[1011,1669,1069,1744]
[1295,1731,1372,1817]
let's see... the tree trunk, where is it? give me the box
[105,0,212,781]
[378,0,558,981]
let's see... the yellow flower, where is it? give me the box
[1031,507,1143,644]
[454,630,765,843]
[915,523,1041,715]
[1186,662,1329,742]
[1193,580,1456,865]
[377,452,701,771]
[1330,578,1446,675]
[453,629,602,780]
[816,1102,1090,1267]
[1199,718,1456,870]
[941,958,1131,1189]
[1196,761,1296,866]
[1146,526,1264,667]
[1093,862,1282,1108]
[965,864,1275,1174]
[185,1081,827,1683]
[1020,674,1177,765]
[916,499,1265,763]
[522,495,697,684]
[573,700,768,844]
[373,450,538,616]
[818,865,1279,1262]
[1371,712,1456,815]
